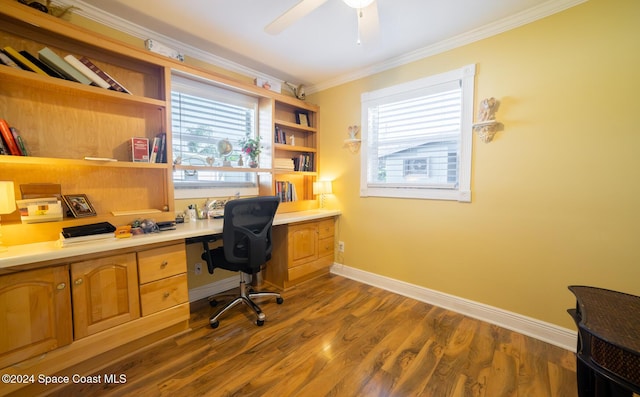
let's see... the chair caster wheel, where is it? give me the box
[276,297,284,304]
[209,300,218,307]
[256,319,265,326]
[210,320,219,329]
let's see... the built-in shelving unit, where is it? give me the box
[0,0,321,245]
[266,98,320,212]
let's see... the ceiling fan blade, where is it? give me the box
[358,1,379,42]
[265,0,329,35]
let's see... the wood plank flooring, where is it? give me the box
[49,274,577,397]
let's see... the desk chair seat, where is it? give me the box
[201,196,283,329]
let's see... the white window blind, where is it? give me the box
[171,74,259,198]
[361,65,475,201]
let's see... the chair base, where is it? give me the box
[208,273,283,328]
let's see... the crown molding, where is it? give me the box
[58,0,586,94]
[59,0,284,86]
[308,0,588,93]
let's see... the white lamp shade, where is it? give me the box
[313,181,333,195]
[0,181,15,215]
[342,0,375,9]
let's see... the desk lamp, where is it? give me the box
[313,180,333,209]
[0,181,16,252]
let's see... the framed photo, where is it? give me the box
[295,111,310,127]
[63,194,97,218]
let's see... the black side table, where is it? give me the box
[568,286,640,397]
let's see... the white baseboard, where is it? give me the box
[188,276,239,302]
[330,263,577,351]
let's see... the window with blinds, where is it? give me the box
[171,74,259,198]
[360,65,476,201]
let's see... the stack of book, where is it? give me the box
[275,181,298,203]
[127,132,166,163]
[293,153,314,171]
[0,118,28,156]
[274,126,288,144]
[274,158,295,170]
[0,45,130,94]
[149,132,167,163]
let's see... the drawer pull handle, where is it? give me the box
[163,292,170,299]
[57,282,66,290]
[74,278,83,286]
[160,260,168,268]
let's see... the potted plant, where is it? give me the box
[239,133,262,168]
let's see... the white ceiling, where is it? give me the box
[68,0,584,92]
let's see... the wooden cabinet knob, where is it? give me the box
[163,291,170,299]
[74,278,83,286]
[160,260,168,268]
[56,282,66,290]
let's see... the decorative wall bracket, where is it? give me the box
[343,125,361,153]
[472,97,502,143]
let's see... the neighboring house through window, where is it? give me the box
[360,64,476,202]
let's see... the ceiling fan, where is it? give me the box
[265,0,379,44]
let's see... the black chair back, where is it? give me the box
[222,196,280,273]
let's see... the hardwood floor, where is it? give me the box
[49,274,577,397]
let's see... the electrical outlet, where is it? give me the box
[338,241,345,253]
[194,263,202,275]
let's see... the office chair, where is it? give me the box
[201,196,283,329]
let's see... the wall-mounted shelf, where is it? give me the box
[343,138,362,153]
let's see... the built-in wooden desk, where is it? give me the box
[0,209,340,271]
[0,209,339,396]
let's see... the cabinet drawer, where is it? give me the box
[138,243,187,284]
[318,236,334,258]
[289,256,332,281]
[318,219,334,239]
[139,274,188,316]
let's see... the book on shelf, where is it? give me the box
[0,119,22,156]
[38,47,92,85]
[19,50,66,79]
[274,126,287,144]
[149,136,160,163]
[275,180,298,202]
[0,51,21,70]
[0,132,8,155]
[64,54,111,89]
[78,56,131,94]
[156,132,167,163]
[292,153,314,171]
[274,158,295,170]
[129,137,149,162]
[10,127,28,156]
[2,46,49,76]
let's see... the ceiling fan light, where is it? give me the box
[342,0,374,9]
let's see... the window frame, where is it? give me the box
[360,64,476,202]
[170,72,260,199]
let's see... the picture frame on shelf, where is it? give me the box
[295,110,310,127]
[63,194,97,218]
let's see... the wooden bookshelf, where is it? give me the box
[0,0,321,244]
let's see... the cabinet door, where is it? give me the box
[0,265,72,368]
[288,222,318,268]
[71,253,140,339]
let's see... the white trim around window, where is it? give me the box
[360,64,476,202]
